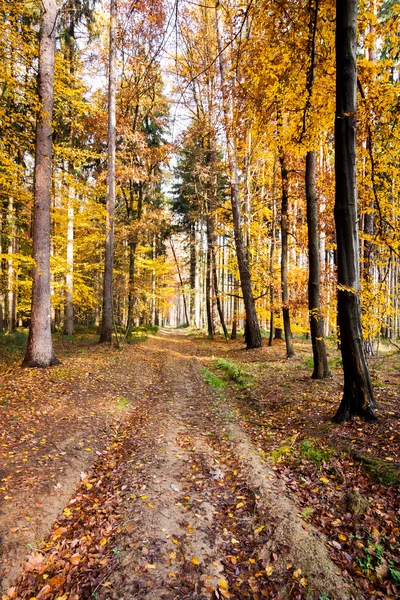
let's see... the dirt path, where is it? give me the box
[4,331,357,599]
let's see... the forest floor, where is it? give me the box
[0,328,399,600]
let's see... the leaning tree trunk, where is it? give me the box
[333,0,376,422]
[23,0,59,367]
[215,3,262,349]
[99,0,116,343]
[306,151,330,378]
[279,150,294,358]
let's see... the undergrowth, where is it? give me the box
[213,358,253,388]
[200,367,227,390]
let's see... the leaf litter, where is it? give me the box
[0,330,398,599]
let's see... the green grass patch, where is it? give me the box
[115,396,130,410]
[360,456,399,486]
[270,445,291,463]
[300,507,314,521]
[213,358,253,388]
[303,356,314,370]
[126,325,159,344]
[200,368,227,390]
[0,330,29,362]
[299,439,333,467]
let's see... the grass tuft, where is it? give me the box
[200,368,227,390]
[213,358,253,388]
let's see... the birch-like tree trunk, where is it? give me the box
[99,0,116,343]
[23,0,59,367]
[333,0,376,422]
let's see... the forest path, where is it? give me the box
[4,330,354,599]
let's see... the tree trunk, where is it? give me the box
[231,283,238,340]
[279,150,294,358]
[333,0,376,422]
[206,235,214,338]
[268,159,277,347]
[211,242,228,340]
[170,238,189,326]
[64,177,74,335]
[306,151,330,378]
[99,0,116,343]
[215,3,262,349]
[0,211,3,333]
[189,223,196,325]
[7,197,16,332]
[23,0,59,367]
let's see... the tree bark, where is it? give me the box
[0,210,3,333]
[189,223,196,326]
[206,233,214,338]
[215,3,262,349]
[279,150,294,358]
[23,0,59,367]
[268,159,277,347]
[99,0,116,343]
[170,238,189,326]
[64,176,74,335]
[7,197,16,332]
[306,151,330,378]
[333,0,376,422]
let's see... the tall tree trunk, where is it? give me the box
[125,241,136,337]
[0,210,3,333]
[7,197,16,332]
[189,223,196,325]
[64,176,74,335]
[333,0,376,422]
[170,238,189,326]
[306,151,330,378]
[230,277,239,340]
[279,150,294,358]
[99,0,116,343]
[206,233,214,338]
[211,241,228,339]
[269,159,277,347]
[215,3,262,349]
[23,0,59,367]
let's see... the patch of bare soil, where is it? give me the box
[3,330,357,600]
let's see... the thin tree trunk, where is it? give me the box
[206,234,214,338]
[306,151,330,378]
[211,242,228,339]
[0,210,3,333]
[99,0,116,343]
[7,197,16,332]
[170,238,189,326]
[215,3,262,349]
[279,150,294,358]
[23,0,59,367]
[189,223,196,325]
[231,285,238,340]
[269,159,277,347]
[333,0,376,422]
[64,177,74,335]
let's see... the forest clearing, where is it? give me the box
[0,329,398,599]
[1,0,400,598]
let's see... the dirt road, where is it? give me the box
[2,331,355,599]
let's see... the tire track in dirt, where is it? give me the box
[6,331,357,599]
[98,331,355,600]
